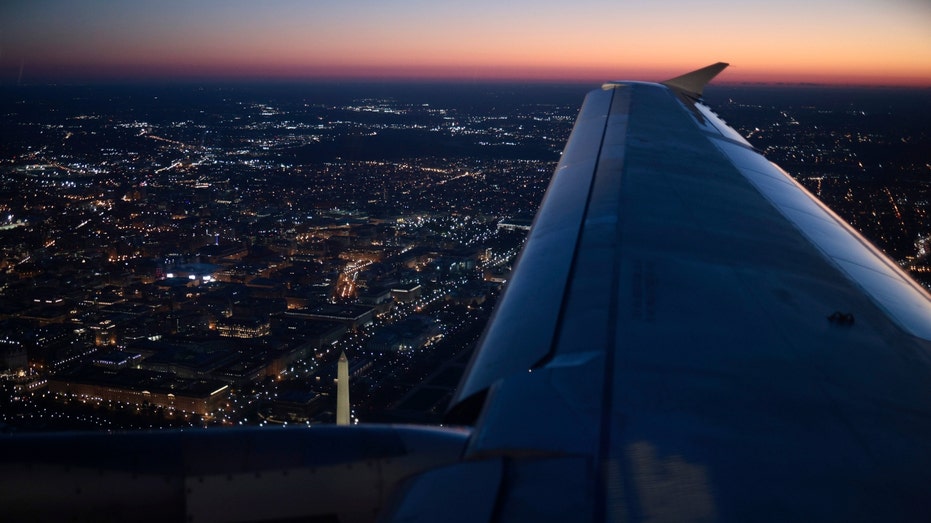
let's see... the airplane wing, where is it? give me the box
[385,63,931,521]
[4,64,931,522]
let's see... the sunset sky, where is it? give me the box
[2,0,930,85]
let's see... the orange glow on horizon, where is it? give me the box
[3,1,930,87]
[22,57,931,88]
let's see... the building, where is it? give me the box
[48,366,229,417]
[497,216,533,232]
[292,304,375,330]
[390,284,423,304]
[216,315,271,338]
[368,316,441,352]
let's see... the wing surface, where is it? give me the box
[388,65,931,521]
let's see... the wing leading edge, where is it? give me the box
[392,64,931,521]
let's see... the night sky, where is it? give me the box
[1,0,930,85]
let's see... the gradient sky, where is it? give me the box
[2,0,930,85]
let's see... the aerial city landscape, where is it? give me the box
[0,81,929,432]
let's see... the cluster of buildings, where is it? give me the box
[0,201,525,423]
[5,84,927,428]
[0,84,575,426]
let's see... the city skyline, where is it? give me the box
[2,0,931,86]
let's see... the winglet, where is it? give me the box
[661,62,729,100]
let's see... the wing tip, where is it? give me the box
[661,62,729,99]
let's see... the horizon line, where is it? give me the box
[5,77,930,90]
[4,62,931,89]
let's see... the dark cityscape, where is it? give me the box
[1,82,929,432]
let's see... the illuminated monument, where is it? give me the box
[336,351,350,425]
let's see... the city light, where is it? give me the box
[1,80,928,433]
